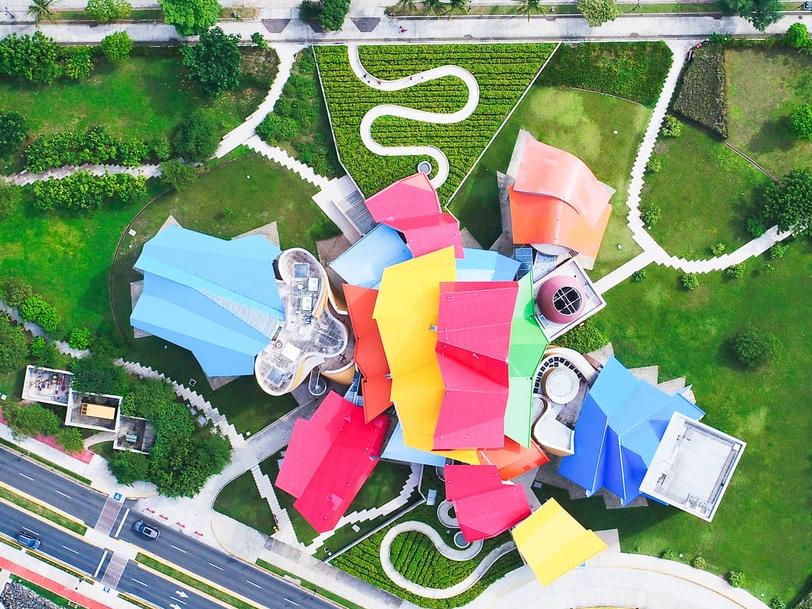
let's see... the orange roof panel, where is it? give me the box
[478,437,550,481]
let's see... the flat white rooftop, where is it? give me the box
[640,412,746,521]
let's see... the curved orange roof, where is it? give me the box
[507,131,613,261]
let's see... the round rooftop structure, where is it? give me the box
[542,366,581,404]
[417,160,432,174]
[538,275,585,323]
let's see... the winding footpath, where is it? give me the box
[346,44,479,189]
[379,521,516,599]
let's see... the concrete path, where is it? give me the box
[347,43,479,189]
[3,163,161,186]
[379,521,516,599]
[468,552,771,609]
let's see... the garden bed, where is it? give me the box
[644,122,770,259]
[315,43,555,203]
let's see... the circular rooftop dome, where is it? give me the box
[542,366,580,404]
[417,160,432,174]
[538,275,585,323]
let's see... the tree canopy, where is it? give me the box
[180,27,242,97]
[576,0,621,26]
[721,0,781,31]
[0,316,27,373]
[159,0,220,35]
[763,168,812,237]
[320,0,350,30]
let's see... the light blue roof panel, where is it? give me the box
[382,423,447,467]
[456,248,520,282]
[329,224,412,289]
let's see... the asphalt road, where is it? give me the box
[0,447,107,527]
[0,447,331,609]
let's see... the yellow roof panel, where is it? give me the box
[511,498,607,586]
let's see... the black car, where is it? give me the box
[133,520,160,540]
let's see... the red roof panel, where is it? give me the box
[275,391,390,533]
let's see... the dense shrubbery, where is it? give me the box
[320,0,350,30]
[681,273,700,290]
[727,570,747,587]
[790,104,812,141]
[33,172,147,212]
[0,33,98,83]
[785,23,810,50]
[763,168,812,237]
[576,0,621,26]
[100,32,134,63]
[25,126,150,172]
[554,318,608,352]
[85,0,132,22]
[733,327,777,368]
[0,315,27,372]
[1,278,33,309]
[56,428,84,453]
[725,262,745,279]
[110,451,149,484]
[113,379,231,496]
[672,44,728,138]
[3,403,60,437]
[255,49,341,177]
[541,42,672,107]
[645,155,661,174]
[19,295,60,332]
[172,110,218,162]
[68,327,93,350]
[0,182,21,221]
[317,43,555,200]
[180,27,242,97]
[160,159,198,191]
[70,354,127,395]
[159,0,220,35]
[641,202,661,228]
[29,336,59,368]
[60,46,94,80]
[0,111,28,158]
[661,115,683,138]
[711,242,726,256]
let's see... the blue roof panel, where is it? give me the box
[456,248,520,282]
[329,224,412,289]
[382,423,447,467]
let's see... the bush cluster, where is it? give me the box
[763,167,812,238]
[0,33,95,84]
[30,336,59,368]
[790,103,812,141]
[71,354,127,395]
[554,318,608,352]
[732,327,777,368]
[160,159,198,191]
[3,402,60,437]
[85,0,132,22]
[727,570,746,588]
[320,0,350,30]
[725,262,745,279]
[0,315,27,373]
[1,278,33,308]
[691,555,707,569]
[33,171,147,212]
[25,126,150,172]
[710,242,726,256]
[180,27,242,97]
[172,110,219,162]
[0,110,28,158]
[19,295,60,332]
[0,182,21,221]
[641,202,661,228]
[541,42,673,107]
[785,23,811,51]
[100,31,134,63]
[645,155,662,174]
[576,0,621,27]
[672,44,728,138]
[68,327,93,350]
[661,115,683,138]
[681,273,700,290]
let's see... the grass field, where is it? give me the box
[213,472,276,536]
[553,240,812,605]
[725,47,812,178]
[110,150,334,435]
[0,49,273,174]
[451,86,649,279]
[645,123,771,259]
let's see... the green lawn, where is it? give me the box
[645,123,771,259]
[110,150,336,435]
[725,47,812,178]
[555,241,812,605]
[213,471,276,536]
[451,86,649,279]
[260,453,414,554]
[0,49,273,174]
[316,44,555,203]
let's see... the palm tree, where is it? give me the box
[448,0,468,16]
[27,0,56,24]
[423,0,448,16]
[515,0,545,20]
[395,0,418,13]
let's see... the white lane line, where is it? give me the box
[93,550,109,578]
[245,580,262,589]
[114,508,130,538]
[283,599,300,607]
[170,544,188,554]
[55,490,71,499]
[207,562,225,571]
[17,472,34,481]
[131,577,149,587]
[61,545,80,555]
[22,526,39,535]
[174,598,187,605]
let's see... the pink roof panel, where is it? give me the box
[275,391,390,533]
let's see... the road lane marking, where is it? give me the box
[17,472,34,481]
[207,562,225,571]
[283,600,300,607]
[55,490,71,499]
[61,545,80,555]
[114,508,129,538]
[22,526,39,535]
[131,578,149,587]
[173,598,187,605]
[170,544,188,554]
[245,580,262,589]
[94,550,109,578]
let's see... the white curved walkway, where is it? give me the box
[346,44,480,189]
[467,552,770,609]
[380,521,516,599]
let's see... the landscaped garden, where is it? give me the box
[315,43,556,203]
[213,471,276,536]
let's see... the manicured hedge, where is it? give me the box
[315,44,555,202]
[25,126,150,172]
[672,44,728,138]
[541,42,673,107]
[32,171,147,212]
